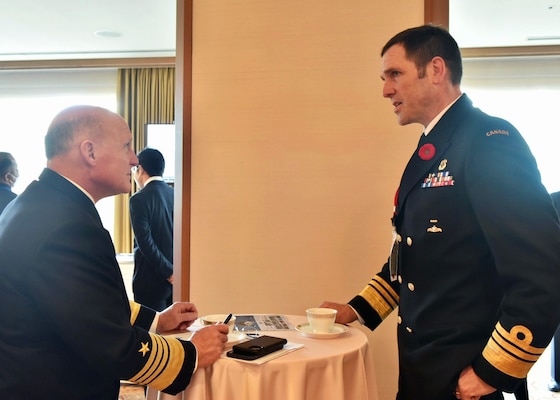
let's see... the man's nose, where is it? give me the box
[382,82,394,98]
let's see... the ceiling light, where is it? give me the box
[94,31,122,38]
[527,36,560,41]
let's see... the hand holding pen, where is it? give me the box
[222,313,233,324]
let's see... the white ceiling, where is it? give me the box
[0,0,176,62]
[0,0,558,63]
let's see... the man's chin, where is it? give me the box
[395,115,414,126]
[114,184,132,196]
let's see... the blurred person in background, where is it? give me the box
[0,152,18,214]
[130,147,174,311]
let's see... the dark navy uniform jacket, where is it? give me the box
[0,168,196,399]
[350,94,560,399]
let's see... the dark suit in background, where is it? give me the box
[0,182,16,213]
[130,180,174,310]
[130,148,174,311]
[0,152,18,214]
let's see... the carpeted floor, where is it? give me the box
[118,345,560,400]
[119,382,145,400]
[521,345,560,400]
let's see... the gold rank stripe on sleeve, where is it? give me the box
[129,333,185,390]
[359,275,399,320]
[129,300,141,325]
[482,322,544,379]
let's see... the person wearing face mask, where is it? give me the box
[0,152,18,214]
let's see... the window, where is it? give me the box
[444,0,560,193]
[461,56,560,193]
[450,0,560,49]
[145,123,176,184]
[0,68,118,235]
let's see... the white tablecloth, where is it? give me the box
[146,315,378,400]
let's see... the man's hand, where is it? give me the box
[318,301,358,324]
[157,302,198,333]
[454,366,496,400]
[190,325,229,368]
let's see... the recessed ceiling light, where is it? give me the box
[94,30,122,38]
[527,36,560,41]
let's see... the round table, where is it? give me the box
[146,314,378,400]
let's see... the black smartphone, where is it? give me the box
[226,335,287,360]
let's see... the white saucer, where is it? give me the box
[226,331,247,347]
[295,323,349,339]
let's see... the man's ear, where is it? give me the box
[429,56,447,84]
[79,140,96,165]
[5,173,16,186]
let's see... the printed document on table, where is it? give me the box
[234,315,294,331]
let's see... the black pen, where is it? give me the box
[223,313,233,324]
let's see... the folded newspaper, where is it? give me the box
[234,315,294,331]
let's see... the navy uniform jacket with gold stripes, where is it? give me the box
[349,94,560,399]
[0,168,195,400]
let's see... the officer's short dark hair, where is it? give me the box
[381,24,463,86]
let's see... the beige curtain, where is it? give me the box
[114,67,175,253]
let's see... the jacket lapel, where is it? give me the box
[396,136,449,214]
[395,95,471,217]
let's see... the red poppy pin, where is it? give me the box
[418,143,436,160]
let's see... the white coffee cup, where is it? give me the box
[201,314,236,333]
[306,308,337,333]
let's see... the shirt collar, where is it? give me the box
[144,176,164,186]
[61,175,96,204]
[423,94,462,136]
